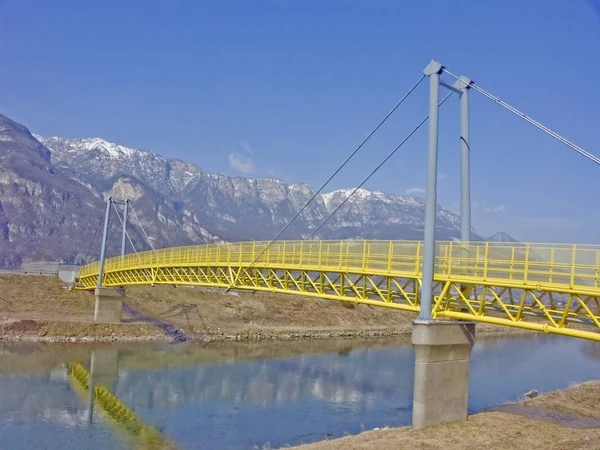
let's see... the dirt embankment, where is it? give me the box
[0,273,529,342]
[287,381,600,450]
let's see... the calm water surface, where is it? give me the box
[0,334,599,449]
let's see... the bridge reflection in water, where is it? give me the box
[1,337,600,449]
[67,349,176,450]
[79,240,600,341]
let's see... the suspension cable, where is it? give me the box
[128,203,157,254]
[226,75,427,290]
[306,91,455,240]
[111,202,153,281]
[84,225,101,262]
[443,68,600,166]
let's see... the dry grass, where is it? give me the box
[524,380,600,420]
[0,273,532,341]
[0,273,411,340]
[286,381,600,450]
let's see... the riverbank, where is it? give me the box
[287,380,600,449]
[0,273,530,342]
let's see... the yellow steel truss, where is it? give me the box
[78,240,600,341]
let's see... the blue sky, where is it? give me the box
[1,0,599,243]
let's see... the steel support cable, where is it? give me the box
[305,91,455,240]
[128,203,157,254]
[111,202,153,282]
[225,75,427,290]
[84,225,101,262]
[443,68,600,166]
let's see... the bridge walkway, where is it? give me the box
[78,240,600,341]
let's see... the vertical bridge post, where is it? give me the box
[97,196,112,289]
[456,76,473,246]
[455,75,473,289]
[94,196,124,322]
[419,60,443,321]
[412,61,476,429]
[121,198,129,262]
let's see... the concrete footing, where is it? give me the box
[412,320,476,429]
[94,287,124,322]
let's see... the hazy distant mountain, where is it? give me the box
[487,232,518,243]
[0,112,482,267]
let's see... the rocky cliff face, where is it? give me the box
[0,112,480,268]
[0,115,103,267]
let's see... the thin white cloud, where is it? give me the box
[485,205,505,213]
[438,172,448,181]
[405,187,426,196]
[228,152,255,174]
[239,140,253,155]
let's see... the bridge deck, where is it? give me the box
[78,240,600,341]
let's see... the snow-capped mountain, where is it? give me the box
[321,188,463,240]
[0,112,491,267]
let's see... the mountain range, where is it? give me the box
[0,112,510,268]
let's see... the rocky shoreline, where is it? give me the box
[0,316,530,344]
[0,318,410,343]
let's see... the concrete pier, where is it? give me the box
[412,321,476,429]
[94,287,124,322]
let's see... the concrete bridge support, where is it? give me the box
[412,321,476,429]
[94,287,124,322]
[86,349,121,423]
[90,348,120,391]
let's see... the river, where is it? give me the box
[0,334,599,449]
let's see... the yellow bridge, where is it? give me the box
[78,239,600,341]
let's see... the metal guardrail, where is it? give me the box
[78,240,600,341]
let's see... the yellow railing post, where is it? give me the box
[483,242,489,281]
[524,243,530,283]
[318,241,323,268]
[362,241,368,270]
[387,240,393,273]
[345,241,350,269]
[443,244,449,275]
[415,241,421,274]
[448,241,453,276]
[282,241,286,265]
[510,247,515,280]
[549,247,555,283]
[570,244,577,287]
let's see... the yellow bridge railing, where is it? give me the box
[79,240,600,341]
